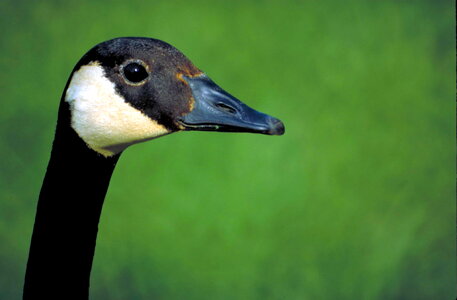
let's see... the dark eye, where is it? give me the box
[121,62,149,84]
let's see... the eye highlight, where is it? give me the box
[120,60,149,85]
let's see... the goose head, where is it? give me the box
[65,37,284,156]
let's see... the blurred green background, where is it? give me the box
[0,0,454,299]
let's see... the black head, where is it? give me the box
[64,37,284,156]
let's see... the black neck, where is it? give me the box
[23,101,120,299]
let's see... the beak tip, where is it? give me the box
[267,117,285,136]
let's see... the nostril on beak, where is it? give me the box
[267,117,285,135]
[215,102,237,114]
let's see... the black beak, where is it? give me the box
[178,75,285,135]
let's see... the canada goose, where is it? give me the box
[23,37,284,299]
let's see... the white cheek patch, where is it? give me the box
[65,62,170,157]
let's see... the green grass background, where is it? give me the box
[0,0,454,299]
